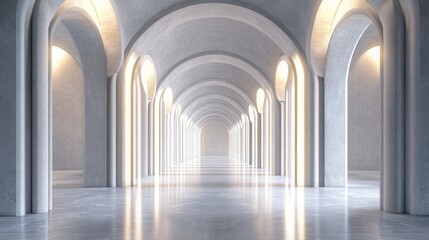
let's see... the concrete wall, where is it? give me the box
[201,122,229,156]
[348,49,381,171]
[0,1,17,216]
[52,49,84,170]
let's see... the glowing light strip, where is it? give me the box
[292,54,306,187]
[123,53,138,186]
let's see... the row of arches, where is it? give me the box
[12,0,425,216]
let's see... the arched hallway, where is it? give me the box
[2,0,429,239]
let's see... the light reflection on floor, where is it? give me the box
[1,157,429,240]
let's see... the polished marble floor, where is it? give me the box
[1,157,429,240]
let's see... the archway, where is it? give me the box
[324,14,382,187]
[51,13,107,188]
[117,2,314,187]
[30,0,121,213]
[312,0,405,213]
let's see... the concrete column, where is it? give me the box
[147,103,152,175]
[401,0,429,215]
[175,116,179,166]
[257,114,262,168]
[286,84,296,186]
[247,120,254,165]
[16,0,36,216]
[316,76,325,187]
[160,105,165,173]
[116,69,123,186]
[274,101,282,175]
[107,74,117,187]
[32,1,50,213]
[304,67,315,186]
[242,122,246,163]
[380,0,405,213]
[83,41,107,188]
[280,101,285,176]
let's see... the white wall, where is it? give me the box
[348,49,381,171]
[201,121,229,156]
[52,51,84,170]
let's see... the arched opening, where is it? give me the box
[51,45,84,187]
[29,0,121,213]
[50,12,107,189]
[313,0,406,213]
[324,13,382,202]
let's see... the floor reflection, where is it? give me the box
[2,158,429,239]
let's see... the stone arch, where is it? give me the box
[309,0,381,76]
[323,0,406,213]
[324,14,381,188]
[31,0,121,213]
[51,9,108,188]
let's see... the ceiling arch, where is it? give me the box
[198,116,235,130]
[126,3,305,90]
[184,96,246,118]
[193,109,241,129]
[180,90,249,115]
[309,0,383,76]
[174,80,257,108]
[50,0,122,76]
[158,53,273,96]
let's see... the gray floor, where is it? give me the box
[1,158,429,240]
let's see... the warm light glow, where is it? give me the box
[367,46,381,64]
[140,56,157,102]
[51,46,69,71]
[310,0,342,75]
[292,54,306,187]
[89,0,122,75]
[248,105,255,124]
[333,0,367,27]
[57,0,101,30]
[256,88,266,114]
[163,87,174,113]
[311,0,374,76]
[124,53,139,186]
[275,60,289,101]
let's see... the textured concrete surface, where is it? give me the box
[201,121,229,156]
[403,0,429,215]
[0,1,17,216]
[347,24,381,171]
[71,19,108,188]
[52,44,84,171]
[348,52,381,171]
[379,0,406,213]
[325,15,374,187]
